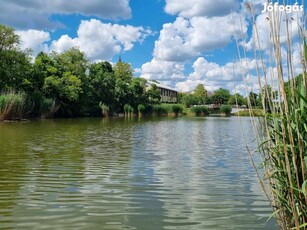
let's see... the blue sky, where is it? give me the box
[0,0,305,93]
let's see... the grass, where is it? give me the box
[232,109,264,117]
[0,92,26,121]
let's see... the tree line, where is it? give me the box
[0,24,161,119]
[179,84,261,108]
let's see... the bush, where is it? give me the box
[190,106,208,116]
[137,104,145,113]
[124,104,134,117]
[99,102,109,117]
[40,97,60,119]
[153,104,169,115]
[220,105,232,115]
[170,104,183,115]
[0,92,26,121]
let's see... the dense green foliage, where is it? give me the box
[259,81,307,228]
[0,92,26,121]
[219,105,232,115]
[228,93,246,106]
[232,109,264,117]
[0,24,164,119]
[190,106,209,116]
[180,93,201,107]
[208,88,231,105]
[0,24,263,120]
[0,25,32,92]
[170,104,183,115]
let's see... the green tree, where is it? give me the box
[87,61,116,115]
[248,92,261,107]
[115,78,130,112]
[146,83,161,104]
[228,93,246,106]
[193,84,208,104]
[32,52,57,92]
[40,48,88,116]
[53,47,88,80]
[51,48,89,116]
[0,24,32,91]
[128,78,148,108]
[209,88,231,105]
[181,94,199,107]
[43,72,82,102]
[114,61,133,82]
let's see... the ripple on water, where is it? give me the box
[0,117,277,229]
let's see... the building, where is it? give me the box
[147,80,178,103]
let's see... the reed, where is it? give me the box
[124,104,134,117]
[237,1,307,229]
[0,92,26,121]
[170,104,183,116]
[40,97,60,119]
[137,104,145,117]
[99,102,109,117]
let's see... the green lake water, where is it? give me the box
[0,117,277,229]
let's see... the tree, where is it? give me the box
[0,24,32,91]
[209,88,231,105]
[114,61,133,82]
[181,94,199,107]
[128,77,148,108]
[228,93,246,106]
[42,48,88,116]
[53,47,88,80]
[87,61,116,115]
[114,78,130,112]
[248,92,260,107]
[0,24,19,52]
[193,84,208,104]
[43,72,82,103]
[146,83,161,104]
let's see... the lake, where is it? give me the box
[0,117,277,229]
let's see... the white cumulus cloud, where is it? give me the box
[153,14,248,62]
[51,19,153,61]
[16,30,50,56]
[140,58,186,81]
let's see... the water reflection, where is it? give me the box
[0,117,277,229]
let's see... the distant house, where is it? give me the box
[147,80,178,103]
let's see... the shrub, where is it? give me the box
[124,104,133,117]
[137,104,145,113]
[220,105,232,115]
[190,105,208,116]
[153,104,169,115]
[99,102,109,117]
[0,92,26,121]
[170,104,183,115]
[40,97,60,119]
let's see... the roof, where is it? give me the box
[147,80,178,92]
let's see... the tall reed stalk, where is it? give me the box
[0,92,26,121]
[236,1,306,229]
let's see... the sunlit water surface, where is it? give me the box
[0,117,277,229]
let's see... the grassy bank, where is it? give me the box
[232,109,264,117]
